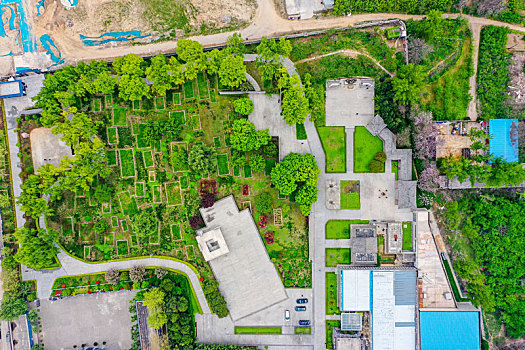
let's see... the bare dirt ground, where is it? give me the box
[508,52,525,109]
[507,33,525,52]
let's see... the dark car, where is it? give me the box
[296,298,308,304]
[295,306,307,311]
[298,320,310,326]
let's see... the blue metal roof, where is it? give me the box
[489,119,519,163]
[420,311,480,350]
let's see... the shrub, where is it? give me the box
[201,194,215,208]
[141,281,150,289]
[249,154,265,173]
[133,282,141,290]
[374,151,387,162]
[369,160,383,173]
[233,98,254,115]
[261,143,278,158]
[26,294,36,302]
[190,215,204,229]
[120,271,130,281]
[154,268,168,279]
[255,192,273,214]
[94,220,109,234]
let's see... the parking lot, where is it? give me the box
[233,289,313,333]
[38,291,137,350]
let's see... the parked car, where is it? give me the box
[296,298,308,304]
[285,310,290,320]
[298,320,310,326]
[295,306,307,311]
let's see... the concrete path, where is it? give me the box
[467,22,481,121]
[245,72,261,91]
[21,250,211,314]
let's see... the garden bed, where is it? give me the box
[340,180,360,209]
[317,126,346,173]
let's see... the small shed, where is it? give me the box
[0,80,25,98]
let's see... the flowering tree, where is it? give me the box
[411,110,441,160]
[418,164,440,193]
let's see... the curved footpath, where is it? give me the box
[21,250,211,314]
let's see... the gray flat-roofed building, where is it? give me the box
[385,222,402,255]
[350,224,377,265]
[325,78,375,127]
[199,195,287,321]
[341,313,363,331]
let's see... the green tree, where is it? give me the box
[177,39,204,63]
[255,192,273,214]
[94,220,109,234]
[204,49,225,75]
[146,54,172,96]
[14,228,58,269]
[143,287,168,329]
[230,149,246,168]
[0,294,27,321]
[233,98,254,115]
[281,75,308,126]
[170,147,189,171]
[225,33,246,56]
[249,154,265,173]
[113,53,145,76]
[118,74,151,101]
[0,194,10,208]
[188,144,217,175]
[131,209,158,239]
[230,119,270,152]
[219,55,247,89]
[392,64,426,105]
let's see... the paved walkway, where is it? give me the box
[21,250,211,314]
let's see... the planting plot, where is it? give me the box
[132,100,140,110]
[318,126,346,173]
[130,235,138,247]
[192,115,201,130]
[296,123,307,140]
[84,246,91,259]
[326,248,351,267]
[119,149,136,178]
[105,232,115,245]
[80,223,95,242]
[107,150,117,166]
[235,327,282,335]
[117,127,134,148]
[265,158,276,176]
[171,143,189,171]
[392,160,399,180]
[183,80,195,99]
[107,127,118,144]
[354,126,383,173]
[244,165,252,178]
[121,220,129,232]
[105,95,112,108]
[113,108,127,126]
[171,224,182,240]
[165,182,183,206]
[153,185,162,203]
[326,273,340,315]
[62,218,73,236]
[197,72,210,99]
[116,240,129,255]
[186,245,195,260]
[295,327,311,334]
[233,166,241,177]
[340,180,360,209]
[326,219,369,239]
[136,124,151,149]
[326,320,341,349]
[149,171,156,182]
[170,111,186,125]
[173,93,181,105]
[143,150,154,168]
[111,216,119,227]
[213,136,221,148]
[402,222,413,250]
[93,98,102,112]
[155,97,165,110]
[118,192,138,216]
[217,154,229,175]
[180,175,189,189]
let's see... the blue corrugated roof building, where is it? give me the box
[420,311,480,350]
[489,119,519,163]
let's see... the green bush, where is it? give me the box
[374,151,387,162]
[233,98,254,115]
[369,160,383,173]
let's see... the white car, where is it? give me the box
[285,310,290,320]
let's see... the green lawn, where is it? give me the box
[234,327,282,335]
[443,259,469,302]
[107,127,118,144]
[116,240,129,255]
[392,160,399,180]
[171,224,182,240]
[197,72,210,99]
[327,320,341,350]
[340,180,360,209]
[295,326,311,334]
[217,154,229,175]
[184,80,195,99]
[119,149,135,178]
[155,97,165,110]
[173,92,181,105]
[353,126,383,173]
[265,158,276,176]
[326,219,370,239]
[93,98,102,112]
[317,126,346,173]
[165,182,182,206]
[296,123,307,140]
[213,136,221,148]
[326,273,339,315]
[326,248,350,267]
[402,221,412,250]
[107,150,117,166]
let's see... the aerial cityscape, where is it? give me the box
[0,0,524,349]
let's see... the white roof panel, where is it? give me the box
[341,270,370,311]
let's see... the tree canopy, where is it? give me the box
[14,228,58,269]
[188,144,217,175]
[219,55,247,89]
[392,63,426,105]
[233,98,254,115]
[229,119,271,152]
[281,75,309,126]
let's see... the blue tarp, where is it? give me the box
[0,0,37,52]
[420,311,480,350]
[489,119,519,163]
[80,31,151,46]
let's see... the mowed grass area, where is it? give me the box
[217,154,229,175]
[326,219,370,239]
[353,126,383,173]
[326,273,339,315]
[402,221,413,250]
[326,248,350,267]
[234,327,282,335]
[317,126,346,173]
[340,180,360,209]
[113,107,127,126]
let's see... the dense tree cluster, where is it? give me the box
[443,196,525,338]
[270,153,320,215]
[229,119,271,152]
[333,0,455,15]
[13,227,58,269]
[188,144,217,176]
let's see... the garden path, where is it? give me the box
[21,250,212,314]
